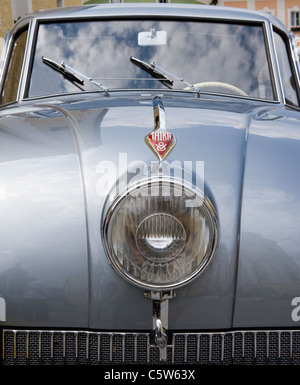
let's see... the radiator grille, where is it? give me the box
[2,329,300,365]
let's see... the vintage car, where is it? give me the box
[0,3,300,366]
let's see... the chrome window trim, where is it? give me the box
[0,14,35,106]
[0,34,13,102]
[270,25,285,105]
[263,20,282,103]
[288,32,300,107]
[17,19,36,103]
[0,31,11,81]
[21,90,284,104]
[0,22,31,106]
[15,13,283,104]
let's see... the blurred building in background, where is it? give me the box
[0,1,83,43]
[216,0,300,42]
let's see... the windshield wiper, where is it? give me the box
[42,56,84,85]
[42,56,109,95]
[130,56,173,88]
[130,56,200,97]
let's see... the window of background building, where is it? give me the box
[11,0,32,23]
[291,11,300,28]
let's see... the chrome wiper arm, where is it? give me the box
[130,56,173,88]
[151,62,200,97]
[42,56,109,95]
[130,56,200,96]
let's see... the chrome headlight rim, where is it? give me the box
[101,176,219,291]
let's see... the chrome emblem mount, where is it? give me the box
[145,96,176,161]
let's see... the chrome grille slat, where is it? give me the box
[2,329,300,365]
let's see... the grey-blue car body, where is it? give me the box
[0,3,300,365]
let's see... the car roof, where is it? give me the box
[15,3,287,32]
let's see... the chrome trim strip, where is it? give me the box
[196,334,200,362]
[38,333,41,361]
[109,334,113,362]
[17,20,34,102]
[75,332,79,361]
[86,332,89,361]
[97,333,101,363]
[254,331,257,360]
[242,331,245,358]
[288,33,300,107]
[13,332,16,361]
[221,333,224,362]
[290,331,293,359]
[20,88,283,105]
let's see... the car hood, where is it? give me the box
[0,94,287,330]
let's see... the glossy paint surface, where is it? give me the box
[234,107,300,327]
[0,93,299,330]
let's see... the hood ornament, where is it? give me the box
[145,96,176,161]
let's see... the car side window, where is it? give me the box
[274,30,299,107]
[1,27,28,105]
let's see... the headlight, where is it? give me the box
[102,177,219,291]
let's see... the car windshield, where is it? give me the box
[28,19,274,100]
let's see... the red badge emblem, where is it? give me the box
[145,129,176,161]
[145,96,176,161]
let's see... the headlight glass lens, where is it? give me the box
[136,213,186,263]
[102,179,219,290]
